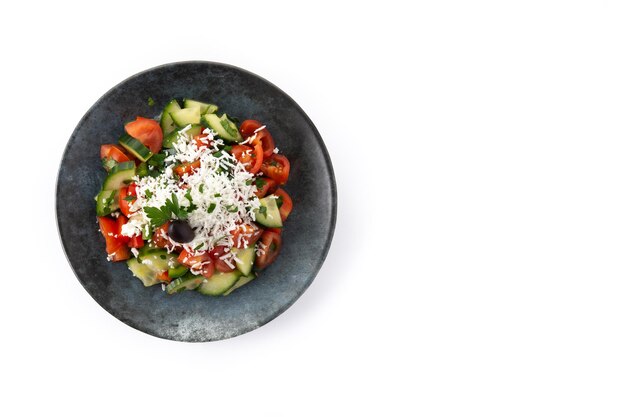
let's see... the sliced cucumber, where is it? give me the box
[170,107,201,127]
[196,270,241,296]
[128,258,161,287]
[163,124,204,148]
[183,99,218,115]
[95,189,119,216]
[102,161,136,190]
[202,113,243,142]
[160,99,182,135]
[168,264,189,279]
[119,134,153,162]
[137,248,178,271]
[166,273,204,294]
[223,273,256,296]
[255,196,283,228]
[232,246,255,276]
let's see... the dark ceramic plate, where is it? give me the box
[56,61,336,342]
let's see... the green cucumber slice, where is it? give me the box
[183,99,218,115]
[95,189,119,216]
[160,99,182,135]
[232,246,255,276]
[223,273,256,296]
[102,161,136,190]
[255,196,282,228]
[202,113,243,142]
[166,273,204,294]
[163,124,204,148]
[196,270,242,296]
[168,264,189,279]
[119,134,153,162]
[170,107,201,127]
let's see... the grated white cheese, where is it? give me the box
[121,126,261,267]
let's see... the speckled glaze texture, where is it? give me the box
[56,62,336,342]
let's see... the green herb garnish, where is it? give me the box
[255,178,267,189]
[194,243,204,251]
[199,184,204,193]
[258,206,267,216]
[123,195,136,202]
[145,190,153,199]
[276,196,284,209]
[148,97,155,106]
[226,204,238,213]
[207,203,216,214]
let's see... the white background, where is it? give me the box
[2,0,626,415]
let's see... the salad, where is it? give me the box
[95,98,292,296]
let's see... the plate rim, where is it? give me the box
[55,60,337,342]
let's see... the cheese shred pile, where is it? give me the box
[121,127,261,265]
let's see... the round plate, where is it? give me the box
[56,61,336,342]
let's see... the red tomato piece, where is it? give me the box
[128,234,144,248]
[116,215,130,244]
[177,249,213,278]
[98,216,130,261]
[231,223,263,249]
[273,188,293,221]
[255,231,282,269]
[125,116,163,154]
[231,143,263,174]
[254,177,278,198]
[261,154,290,185]
[240,120,275,158]
[100,144,130,162]
[210,246,237,272]
[174,160,201,177]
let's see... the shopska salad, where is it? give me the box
[95,98,292,296]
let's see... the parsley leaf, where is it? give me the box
[276,196,284,209]
[199,184,204,193]
[194,243,204,251]
[258,205,267,216]
[148,152,167,169]
[144,206,170,228]
[184,189,198,212]
[255,178,267,189]
[145,189,153,199]
[123,195,136,202]
[207,203,216,214]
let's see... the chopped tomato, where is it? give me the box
[125,116,163,154]
[210,246,237,272]
[261,154,290,185]
[239,119,263,138]
[177,249,213,278]
[128,183,137,196]
[110,246,131,262]
[152,223,172,249]
[119,187,132,217]
[98,216,130,261]
[128,234,144,248]
[231,223,263,249]
[257,130,275,158]
[174,160,201,177]
[231,142,263,174]
[116,215,130,244]
[194,134,212,149]
[100,144,130,162]
[254,177,278,198]
[265,227,282,235]
[255,231,282,269]
[240,119,275,158]
[156,270,171,283]
[273,188,293,221]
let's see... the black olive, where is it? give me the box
[168,220,195,243]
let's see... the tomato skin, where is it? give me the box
[128,234,144,248]
[210,246,237,272]
[257,130,275,158]
[194,134,212,149]
[239,120,263,138]
[265,227,282,235]
[152,223,172,249]
[100,144,130,162]
[156,270,171,283]
[254,177,278,198]
[98,216,130,261]
[174,160,201,177]
[177,249,213,278]
[255,231,282,269]
[261,154,290,185]
[231,144,263,174]
[119,187,132,217]
[125,116,163,154]
[116,215,130,244]
[231,223,263,249]
[273,188,293,221]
